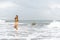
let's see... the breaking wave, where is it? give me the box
[47,20,60,28]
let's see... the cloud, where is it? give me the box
[48,4,60,9]
[0,1,17,9]
[48,1,60,20]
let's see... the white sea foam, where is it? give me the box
[0,20,60,40]
[0,20,6,24]
[0,21,39,40]
[47,20,60,28]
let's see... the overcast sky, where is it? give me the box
[0,0,60,20]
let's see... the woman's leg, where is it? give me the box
[14,22,18,30]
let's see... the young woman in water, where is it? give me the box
[14,15,19,31]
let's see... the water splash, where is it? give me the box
[47,20,60,28]
[0,20,6,24]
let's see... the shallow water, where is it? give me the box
[0,20,60,40]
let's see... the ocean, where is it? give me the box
[6,20,53,25]
[0,20,60,40]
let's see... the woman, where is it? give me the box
[14,15,19,31]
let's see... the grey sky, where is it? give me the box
[0,0,60,20]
